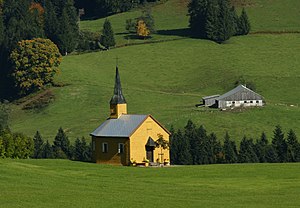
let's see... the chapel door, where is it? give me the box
[146,146,154,162]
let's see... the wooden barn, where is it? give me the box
[90,67,170,166]
[201,85,264,109]
[202,94,220,107]
[216,85,264,109]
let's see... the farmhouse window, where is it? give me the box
[118,143,124,154]
[250,101,253,103]
[256,101,259,103]
[244,101,247,103]
[102,143,108,153]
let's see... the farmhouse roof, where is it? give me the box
[217,85,263,101]
[110,66,126,105]
[202,95,220,100]
[91,114,170,137]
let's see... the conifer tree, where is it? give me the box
[43,140,53,158]
[33,131,44,159]
[196,125,209,164]
[188,0,209,38]
[286,129,300,162]
[223,132,238,163]
[230,6,239,36]
[44,0,59,43]
[170,126,179,165]
[238,136,258,163]
[53,127,71,159]
[216,0,235,43]
[74,137,91,161]
[272,125,287,162]
[184,120,198,164]
[265,145,278,163]
[205,0,219,41]
[207,132,222,164]
[3,0,33,51]
[255,132,268,163]
[176,129,192,165]
[238,8,250,35]
[100,19,115,49]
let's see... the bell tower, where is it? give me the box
[109,66,127,119]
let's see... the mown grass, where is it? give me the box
[79,0,300,46]
[9,0,300,142]
[10,34,300,142]
[1,159,300,208]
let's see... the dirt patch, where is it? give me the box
[17,89,55,110]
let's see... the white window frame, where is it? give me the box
[118,143,124,154]
[102,142,108,153]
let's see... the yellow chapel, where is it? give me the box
[90,67,170,166]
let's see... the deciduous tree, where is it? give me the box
[10,38,62,95]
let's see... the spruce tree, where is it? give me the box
[272,125,287,162]
[265,145,278,163]
[207,132,222,164]
[188,0,209,38]
[3,0,40,51]
[170,127,179,164]
[176,129,192,165]
[42,140,53,158]
[223,132,238,163]
[74,137,91,161]
[286,129,300,162]
[44,0,59,43]
[205,0,219,41]
[255,132,268,163]
[196,125,209,164]
[53,127,71,159]
[184,120,197,164]
[238,136,258,163]
[100,19,115,49]
[216,0,234,43]
[238,8,250,35]
[33,131,44,159]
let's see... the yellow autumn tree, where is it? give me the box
[137,20,150,38]
[10,38,62,95]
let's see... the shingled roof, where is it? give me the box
[110,67,126,105]
[90,114,148,137]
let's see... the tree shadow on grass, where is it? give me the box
[156,28,193,38]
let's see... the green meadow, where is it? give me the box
[1,159,300,207]
[9,0,300,142]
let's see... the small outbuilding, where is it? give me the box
[202,95,220,107]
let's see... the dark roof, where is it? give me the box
[146,137,156,147]
[217,85,263,101]
[90,114,147,137]
[110,67,126,105]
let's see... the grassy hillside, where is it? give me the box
[9,0,300,142]
[1,159,300,207]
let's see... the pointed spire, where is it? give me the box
[110,66,126,105]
